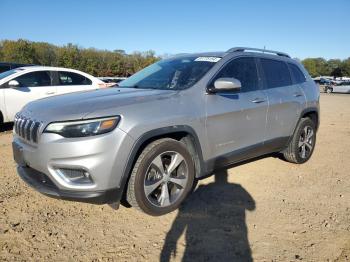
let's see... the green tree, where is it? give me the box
[32,41,57,66]
[57,43,81,69]
[341,58,350,77]
[0,39,38,64]
[302,58,327,77]
[326,59,342,77]
[0,39,159,76]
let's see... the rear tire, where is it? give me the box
[283,118,316,164]
[126,138,195,216]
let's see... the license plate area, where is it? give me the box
[12,142,26,167]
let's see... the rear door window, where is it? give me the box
[58,71,92,85]
[13,71,52,87]
[261,59,292,88]
[288,63,306,84]
[213,57,259,92]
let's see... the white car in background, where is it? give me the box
[0,66,106,124]
[324,82,350,94]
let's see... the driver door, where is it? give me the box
[205,57,268,165]
[4,70,56,120]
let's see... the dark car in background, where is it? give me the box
[0,62,35,74]
[314,77,332,85]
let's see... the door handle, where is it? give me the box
[45,91,56,95]
[293,92,303,97]
[251,98,266,103]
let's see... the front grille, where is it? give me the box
[14,114,42,143]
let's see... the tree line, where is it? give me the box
[302,57,350,78]
[0,39,159,77]
[0,39,349,78]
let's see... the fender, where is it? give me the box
[299,106,319,129]
[118,125,205,194]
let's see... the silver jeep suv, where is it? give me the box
[13,47,319,216]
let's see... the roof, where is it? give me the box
[8,66,103,82]
[173,47,292,60]
[226,47,290,58]
[16,65,82,71]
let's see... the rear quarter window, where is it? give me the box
[288,63,306,84]
[261,59,292,88]
[58,71,92,86]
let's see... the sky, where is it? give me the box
[1,0,349,59]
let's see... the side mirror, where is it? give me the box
[211,78,241,92]
[8,80,20,88]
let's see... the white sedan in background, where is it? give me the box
[0,66,106,124]
[324,82,350,94]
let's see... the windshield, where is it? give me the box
[0,69,20,80]
[118,56,220,90]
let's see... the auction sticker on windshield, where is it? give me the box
[194,57,221,62]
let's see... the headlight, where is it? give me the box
[44,116,120,138]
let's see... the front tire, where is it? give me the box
[283,118,316,164]
[126,138,195,216]
[326,87,333,93]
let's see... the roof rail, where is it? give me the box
[227,47,290,58]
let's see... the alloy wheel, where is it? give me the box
[143,151,188,207]
[298,126,314,159]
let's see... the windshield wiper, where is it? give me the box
[118,85,140,89]
[118,85,169,90]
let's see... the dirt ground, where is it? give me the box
[0,93,349,261]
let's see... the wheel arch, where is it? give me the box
[283,107,319,152]
[119,125,205,204]
[301,108,319,131]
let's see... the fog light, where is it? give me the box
[56,168,93,184]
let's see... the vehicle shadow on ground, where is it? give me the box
[0,122,13,133]
[160,169,256,262]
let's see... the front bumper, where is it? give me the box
[18,166,122,204]
[13,127,135,202]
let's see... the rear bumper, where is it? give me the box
[17,166,123,204]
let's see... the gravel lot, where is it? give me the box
[0,93,349,261]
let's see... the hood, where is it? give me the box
[21,87,175,122]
